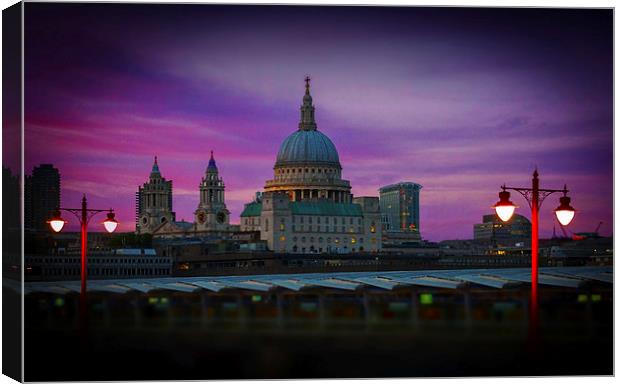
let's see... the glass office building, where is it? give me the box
[379,182,422,232]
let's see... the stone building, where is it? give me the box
[151,151,235,240]
[240,78,381,253]
[194,151,230,231]
[135,157,176,234]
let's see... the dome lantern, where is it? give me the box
[299,75,317,131]
[275,77,341,168]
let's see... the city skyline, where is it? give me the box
[23,5,613,240]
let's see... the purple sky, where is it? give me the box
[23,5,613,240]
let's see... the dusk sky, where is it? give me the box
[22,4,613,240]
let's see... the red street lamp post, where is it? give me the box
[492,169,575,339]
[48,194,118,326]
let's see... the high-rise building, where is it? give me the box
[240,78,382,253]
[474,214,531,247]
[3,167,20,231]
[194,151,230,231]
[25,164,60,231]
[135,157,176,234]
[379,182,422,233]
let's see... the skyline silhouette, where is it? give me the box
[22,5,613,240]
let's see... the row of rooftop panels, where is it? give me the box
[17,266,613,295]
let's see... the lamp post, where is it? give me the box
[48,194,118,328]
[492,169,575,339]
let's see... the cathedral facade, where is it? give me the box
[241,78,382,253]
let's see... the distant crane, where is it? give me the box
[595,221,603,233]
[572,221,603,240]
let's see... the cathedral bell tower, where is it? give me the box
[136,156,176,234]
[194,151,230,230]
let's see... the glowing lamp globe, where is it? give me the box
[47,210,66,232]
[493,190,517,222]
[48,218,66,233]
[103,212,119,233]
[555,195,575,226]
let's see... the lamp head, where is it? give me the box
[555,194,575,226]
[103,211,119,233]
[493,189,517,222]
[47,209,66,233]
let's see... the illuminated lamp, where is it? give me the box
[47,209,67,233]
[555,194,575,226]
[493,189,517,222]
[103,211,119,233]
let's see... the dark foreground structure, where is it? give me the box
[20,266,612,380]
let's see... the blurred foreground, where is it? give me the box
[23,280,612,380]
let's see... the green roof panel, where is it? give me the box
[240,202,262,217]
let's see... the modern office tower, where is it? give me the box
[379,182,422,233]
[25,164,61,231]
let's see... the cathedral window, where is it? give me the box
[301,237,306,243]
[265,219,269,231]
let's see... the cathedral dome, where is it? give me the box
[276,129,340,167]
[274,76,341,168]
